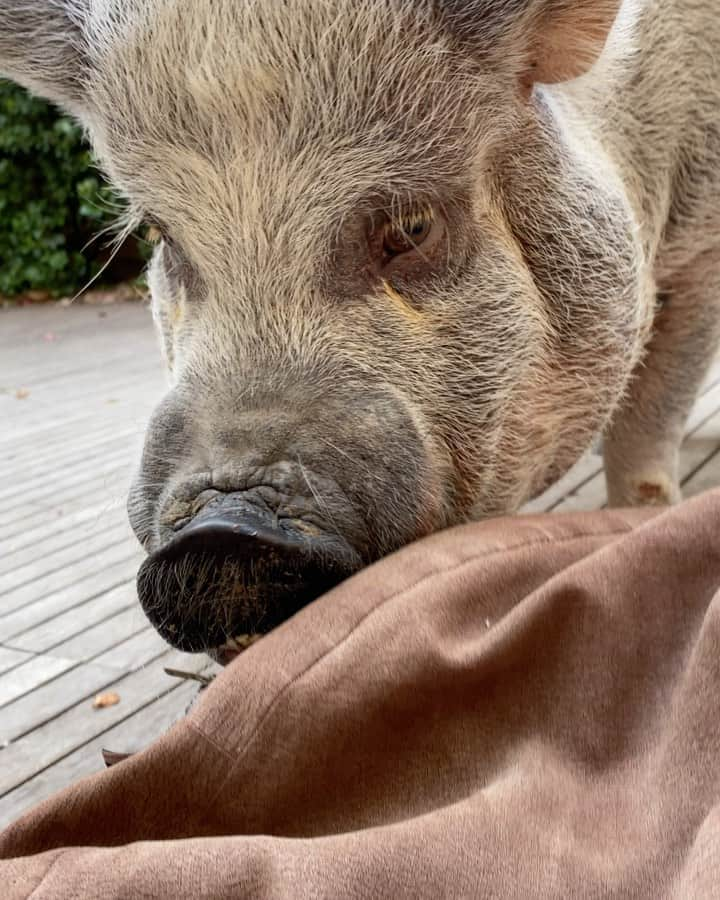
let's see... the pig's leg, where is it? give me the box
[603,250,720,507]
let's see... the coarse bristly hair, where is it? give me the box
[2,0,720,642]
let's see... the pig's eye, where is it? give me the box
[382,212,434,258]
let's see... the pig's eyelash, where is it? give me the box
[385,199,434,232]
[367,196,434,228]
[395,206,435,233]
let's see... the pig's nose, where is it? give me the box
[136,492,361,652]
[157,507,312,564]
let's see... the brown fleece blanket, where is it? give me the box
[2,491,720,899]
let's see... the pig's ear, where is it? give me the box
[524,0,623,84]
[0,1,88,113]
[447,0,623,87]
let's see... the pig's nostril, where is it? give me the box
[137,492,362,652]
[191,488,223,517]
[159,512,314,564]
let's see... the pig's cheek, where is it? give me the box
[166,293,189,378]
[147,256,181,379]
[149,299,176,377]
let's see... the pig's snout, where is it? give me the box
[136,490,362,653]
[130,388,450,654]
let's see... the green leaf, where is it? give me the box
[0,80,143,296]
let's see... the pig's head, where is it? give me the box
[1,0,647,654]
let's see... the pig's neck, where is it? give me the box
[545,0,720,285]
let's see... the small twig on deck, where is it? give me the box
[163,667,216,686]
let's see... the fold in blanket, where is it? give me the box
[1,492,719,899]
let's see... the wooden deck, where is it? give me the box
[1,300,719,829]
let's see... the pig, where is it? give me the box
[2,0,719,656]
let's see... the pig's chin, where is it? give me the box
[136,496,362,654]
[137,553,351,654]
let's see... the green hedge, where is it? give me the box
[0,81,143,297]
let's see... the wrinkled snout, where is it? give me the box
[130,380,450,658]
[137,490,362,654]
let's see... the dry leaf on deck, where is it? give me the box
[92,692,120,709]
[102,749,132,768]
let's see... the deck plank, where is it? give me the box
[0,508,128,577]
[0,654,79,710]
[0,555,139,629]
[0,471,132,538]
[0,520,133,592]
[1,378,157,442]
[6,582,140,654]
[0,437,136,503]
[0,680,202,830]
[51,606,151,664]
[3,448,132,514]
[0,629,171,746]
[0,501,130,560]
[0,647,33,677]
[0,540,139,614]
[0,647,210,797]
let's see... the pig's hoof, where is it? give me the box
[636,481,672,504]
[626,473,681,507]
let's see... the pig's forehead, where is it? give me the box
[84,0,501,215]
